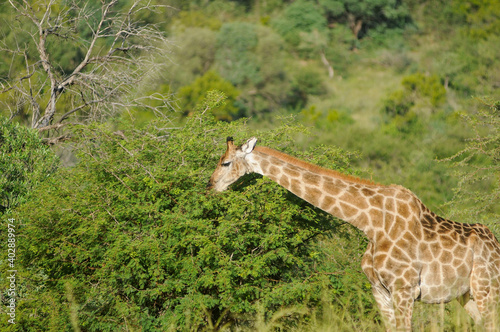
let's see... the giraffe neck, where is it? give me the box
[248,146,378,233]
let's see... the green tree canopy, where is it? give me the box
[318,0,411,38]
[167,27,217,90]
[273,1,328,47]
[445,99,500,234]
[177,72,240,120]
[215,22,261,86]
[452,0,500,38]
[0,116,59,214]
[7,94,366,330]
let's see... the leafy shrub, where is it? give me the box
[236,26,293,117]
[0,116,58,214]
[212,23,293,117]
[444,98,500,236]
[383,110,423,136]
[168,27,217,90]
[272,1,327,47]
[215,22,260,86]
[177,71,240,120]
[318,0,411,39]
[173,10,222,31]
[381,73,446,135]
[401,73,446,107]
[7,93,371,330]
[301,106,354,128]
[452,0,500,38]
[289,66,327,108]
[382,89,414,118]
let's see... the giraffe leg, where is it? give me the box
[457,292,482,324]
[475,298,499,332]
[476,296,500,332]
[469,260,500,332]
[371,284,397,330]
[362,244,396,330]
[391,287,415,332]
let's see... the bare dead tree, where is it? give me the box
[0,0,175,132]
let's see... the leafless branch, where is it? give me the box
[42,134,71,145]
[1,0,175,135]
[37,122,69,132]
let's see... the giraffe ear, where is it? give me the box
[241,137,257,154]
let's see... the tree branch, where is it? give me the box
[3,0,174,131]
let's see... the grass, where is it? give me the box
[307,55,406,131]
[221,295,477,332]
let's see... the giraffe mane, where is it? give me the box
[253,146,378,186]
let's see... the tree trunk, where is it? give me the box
[320,50,334,79]
[348,14,363,39]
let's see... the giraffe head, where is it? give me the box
[207,136,257,191]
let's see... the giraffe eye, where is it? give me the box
[221,161,231,167]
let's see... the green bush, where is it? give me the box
[167,27,217,90]
[289,66,327,108]
[381,73,447,136]
[318,0,411,39]
[177,71,240,120]
[173,10,222,31]
[215,22,260,86]
[0,116,59,214]
[452,0,500,38]
[444,98,500,236]
[382,89,414,118]
[272,1,327,47]
[301,106,354,129]
[7,93,372,330]
[401,73,446,107]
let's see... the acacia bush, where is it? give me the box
[445,98,500,236]
[0,116,59,214]
[6,92,372,331]
[381,73,447,136]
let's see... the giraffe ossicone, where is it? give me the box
[207,137,500,331]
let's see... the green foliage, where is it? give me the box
[318,0,411,38]
[0,116,58,213]
[215,22,261,86]
[172,23,293,118]
[430,33,500,96]
[4,1,500,330]
[290,66,327,108]
[173,10,223,31]
[225,25,293,117]
[244,26,292,115]
[452,0,500,38]
[382,110,423,136]
[401,73,446,107]
[272,1,327,47]
[6,93,375,330]
[301,105,354,129]
[169,22,295,118]
[381,73,446,135]
[168,27,217,90]
[177,71,240,120]
[382,89,414,118]
[444,98,500,235]
[298,29,330,59]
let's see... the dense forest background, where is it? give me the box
[0,0,499,330]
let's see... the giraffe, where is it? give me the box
[207,137,500,331]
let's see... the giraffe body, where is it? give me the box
[208,137,500,331]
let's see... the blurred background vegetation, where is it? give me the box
[0,0,499,330]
